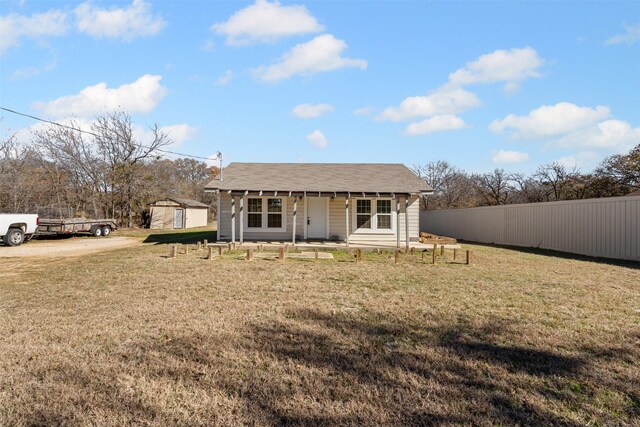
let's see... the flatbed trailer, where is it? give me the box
[36,218,118,237]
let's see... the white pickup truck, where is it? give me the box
[0,214,39,246]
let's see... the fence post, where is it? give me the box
[314,248,319,259]
[170,245,177,258]
[246,249,253,260]
[208,246,213,260]
[203,239,208,247]
[197,241,201,251]
[395,249,400,264]
[279,247,285,261]
[466,250,472,265]
[453,248,457,261]
[218,246,223,256]
[432,248,436,264]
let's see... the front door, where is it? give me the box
[307,197,327,239]
[174,208,184,229]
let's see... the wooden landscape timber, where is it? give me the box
[166,241,474,265]
[419,232,457,245]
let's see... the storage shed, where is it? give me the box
[149,198,209,229]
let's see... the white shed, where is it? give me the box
[149,198,209,229]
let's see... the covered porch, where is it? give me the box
[218,190,419,250]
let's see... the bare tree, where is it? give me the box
[472,169,513,206]
[534,162,578,201]
[413,161,476,210]
[91,112,170,227]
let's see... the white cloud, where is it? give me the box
[212,0,323,45]
[11,60,57,80]
[291,103,335,119]
[378,88,480,122]
[492,150,530,164]
[254,34,367,82]
[448,47,543,92]
[404,114,467,136]
[160,124,198,147]
[306,129,328,149]
[215,69,234,86]
[556,151,600,170]
[0,10,68,54]
[605,22,640,45]
[353,106,373,116]
[33,74,168,118]
[489,102,610,138]
[75,0,166,41]
[553,119,640,151]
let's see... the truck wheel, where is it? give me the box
[92,226,103,237]
[5,228,25,246]
[102,226,111,236]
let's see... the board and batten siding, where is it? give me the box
[218,193,305,241]
[420,195,640,261]
[218,193,421,242]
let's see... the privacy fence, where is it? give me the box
[420,195,640,262]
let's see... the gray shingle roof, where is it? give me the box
[152,198,209,208]
[205,163,432,194]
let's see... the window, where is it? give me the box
[377,200,391,229]
[267,198,283,228]
[247,198,262,228]
[353,198,395,233]
[356,199,371,229]
[244,197,286,231]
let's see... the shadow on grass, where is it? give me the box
[21,310,638,425]
[462,241,640,269]
[142,230,217,245]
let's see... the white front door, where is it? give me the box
[307,197,327,239]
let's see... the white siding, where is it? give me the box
[420,196,640,261]
[219,193,421,243]
[218,193,305,241]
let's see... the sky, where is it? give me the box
[1,0,639,173]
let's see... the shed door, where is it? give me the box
[174,208,184,229]
[307,197,327,239]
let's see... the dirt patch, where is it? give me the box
[0,236,139,258]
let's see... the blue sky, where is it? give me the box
[1,0,639,173]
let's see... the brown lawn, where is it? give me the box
[0,232,638,426]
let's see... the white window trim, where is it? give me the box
[243,196,287,232]
[352,197,396,235]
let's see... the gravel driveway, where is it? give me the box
[0,236,139,258]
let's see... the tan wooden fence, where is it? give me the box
[420,196,640,261]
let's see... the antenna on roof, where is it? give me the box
[214,151,223,180]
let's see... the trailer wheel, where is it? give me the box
[92,226,103,237]
[5,228,25,246]
[102,226,111,236]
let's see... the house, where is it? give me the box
[204,163,432,247]
[149,198,209,229]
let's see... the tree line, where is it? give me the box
[413,143,639,210]
[2,111,638,225]
[0,112,219,227]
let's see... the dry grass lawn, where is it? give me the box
[0,232,638,426]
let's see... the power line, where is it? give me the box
[0,106,218,162]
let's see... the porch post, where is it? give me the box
[239,196,243,244]
[404,197,410,252]
[303,192,307,239]
[216,190,221,242]
[396,197,400,249]
[292,196,297,244]
[345,194,350,247]
[231,195,236,243]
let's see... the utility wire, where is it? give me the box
[0,106,217,162]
